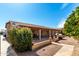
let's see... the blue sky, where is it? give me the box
[0,3,79,29]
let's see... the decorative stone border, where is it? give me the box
[32,40,51,51]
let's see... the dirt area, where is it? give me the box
[58,37,78,45]
[16,50,38,56]
[17,44,62,56]
[36,44,62,56]
[58,36,79,56]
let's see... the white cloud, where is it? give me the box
[60,3,69,10]
[57,19,66,28]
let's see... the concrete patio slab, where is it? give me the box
[1,35,17,56]
[52,42,74,56]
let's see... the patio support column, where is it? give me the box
[49,30,52,41]
[49,30,51,37]
[39,29,41,40]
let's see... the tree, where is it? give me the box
[63,6,79,40]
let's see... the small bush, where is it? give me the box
[8,28,33,52]
[0,32,3,35]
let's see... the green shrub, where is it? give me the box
[8,28,33,52]
[0,32,3,35]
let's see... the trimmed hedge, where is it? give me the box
[8,28,33,52]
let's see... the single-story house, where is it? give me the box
[5,21,62,41]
